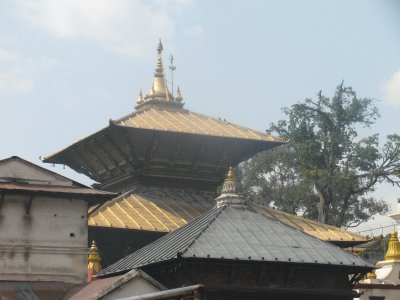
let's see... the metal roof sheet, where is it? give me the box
[88,187,366,244]
[115,107,283,142]
[88,187,215,231]
[99,204,374,276]
[257,205,367,244]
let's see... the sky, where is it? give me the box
[1,0,400,234]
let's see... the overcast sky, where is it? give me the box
[1,0,399,233]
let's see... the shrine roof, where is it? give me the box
[98,203,374,277]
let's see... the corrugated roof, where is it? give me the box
[115,107,283,142]
[89,187,215,231]
[99,204,374,276]
[88,187,366,244]
[257,205,367,243]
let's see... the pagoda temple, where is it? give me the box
[96,170,374,300]
[43,40,366,265]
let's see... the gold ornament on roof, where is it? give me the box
[226,167,234,180]
[137,90,144,104]
[175,86,183,102]
[88,240,102,274]
[144,39,173,102]
[384,232,400,261]
[366,270,377,279]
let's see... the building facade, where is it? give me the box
[0,156,114,286]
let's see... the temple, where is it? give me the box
[95,170,374,300]
[44,40,366,265]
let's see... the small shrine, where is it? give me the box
[355,232,400,300]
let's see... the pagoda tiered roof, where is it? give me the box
[43,40,367,248]
[43,40,284,191]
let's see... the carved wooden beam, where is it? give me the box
[82,143,111,176]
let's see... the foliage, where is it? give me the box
[240,82,400,227]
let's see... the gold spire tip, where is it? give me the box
[226,167,234,180]
[88,240,101,273]
[157,39,163,53]
[384,231,400,261]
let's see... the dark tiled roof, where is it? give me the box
[99,204,374,276]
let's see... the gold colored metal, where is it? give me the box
[88,240,102,274]
[137,89,144,104]
[175,86,183,102]
[384,232,400,261]
[366,270,377,279]
[144,39,173,102]
[116,108,283,142]
[226,167,234,180]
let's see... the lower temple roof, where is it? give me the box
[98,203,374,277]
[88,186,367,245]
[89,187,215,232]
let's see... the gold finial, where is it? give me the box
[226,167,234,180]
[175,86,183,102]
[137,89,144,104]
[88,240,102,274]
[143,39,173,102]
[157,38,163,54]
[384,232,400,261]
[366,270,377,279]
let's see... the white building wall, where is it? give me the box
[0,193,88,283]
[356,287,400,300]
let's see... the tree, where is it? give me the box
[240,82,400,228]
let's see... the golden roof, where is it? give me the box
[384,232,400,261]
[116,108,281,142]
[255,205,367,243]
[88,187,366,244]
[89,187,214,232]
[126,40,283,143]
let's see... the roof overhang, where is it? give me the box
[43,123,284,187]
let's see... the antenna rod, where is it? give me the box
[169,54,176,98]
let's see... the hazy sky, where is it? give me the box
[1,0,399,233]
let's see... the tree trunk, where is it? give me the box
[317,190,326,223]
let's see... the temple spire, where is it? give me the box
[143,39,173,102]
[136,40,184,110]
[384,232,400,261]
[137,89,144,104]
[215,167,246,207]
[175,86,183,102]
[88,240,102,282]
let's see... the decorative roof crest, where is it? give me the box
[215,167,246,207]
